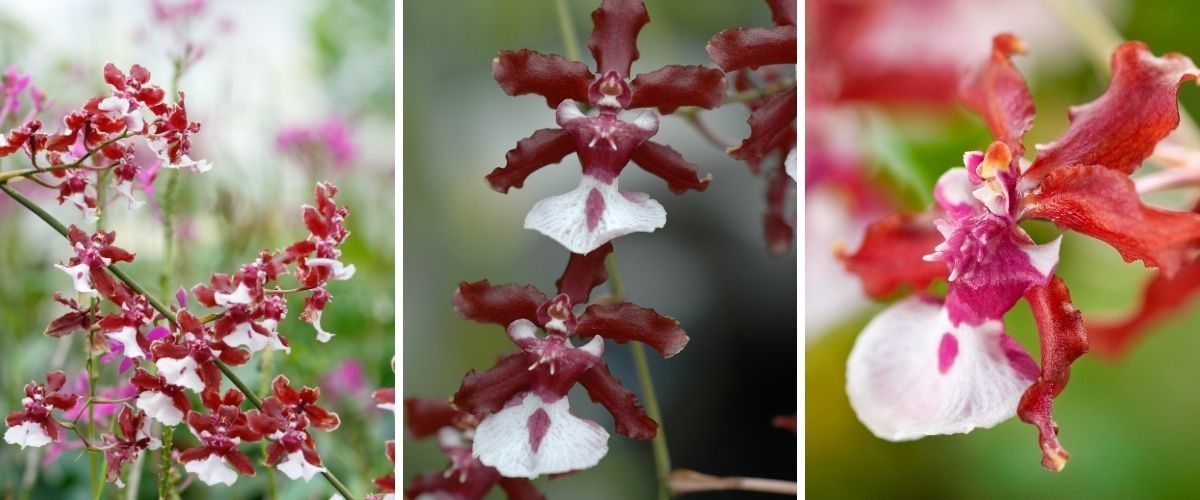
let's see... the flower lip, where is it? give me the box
[588,70,632,110]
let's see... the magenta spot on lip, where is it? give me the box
[999,335,1040,381]
[527,408,551,453]
[585,188,605,231]
[937,333,958,374]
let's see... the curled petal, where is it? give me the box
[576,302,688,358]
[1018,275,1088,471]
[630,140,712,195]
[959,34,1036,156]
[1088,261,1200,357]
[846,297,1038,441]
[403,398,459,438]
[706,25,797,72]
[627,65,727,114]
[766,0,796,26]
[1022,164,1200,276]
[728,87,797,162]
[587,0,649,77]
[486,128,576,194]
[838,212,948,299]
[1027,42,1200,179]
[452,352,533,415]
[452,280,546,327]
[556,243,612,306]
[578,362,657,439]
[492,50,594,108]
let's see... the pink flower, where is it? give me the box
[276,118,359,169]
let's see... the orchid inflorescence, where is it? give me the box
[0,61,387,497]
[837,33,1200,471]
[406,0,796,498]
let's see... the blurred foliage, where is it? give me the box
[808,0,1200,498]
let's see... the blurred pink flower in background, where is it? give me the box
[277,118,359,170]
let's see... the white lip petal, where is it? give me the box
[184,454,238,486]
[108,326,146,359]
[55,262,97,295]
[155,356,205,393]
[4,421,52,449]
[784,147,797,181]
[524,175,665,254]
[306,258,356,281]
[276,450,326,481]
[472,393,609,478]
[137,391,184,426]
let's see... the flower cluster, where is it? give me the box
[838,34,1200,470]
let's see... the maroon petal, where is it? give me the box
[405,473,456,499]
[499,477,546,500]
[765,163,795,256]
[225,450,257,476]
[178,446,211,463]
[578,362,657,440]
[627,65,727,114]
[576,303,689,358]
[959,34,1036,157]
[403,398,459,438]
[485,128,576,193]
[1018,275,1088,472]
[492,49,594,108]
[706,25,796,72]
[556,243,613,306]
[1088,259,1200,357]
[1022,164,1200,276]
[303,405,341,431]
[452,280,546,327]
[452,352,532,415]
[45,311,87,338]
[587,0,649,77]
[766,0,796,26]
[837,212,948,299]
[728,86,797,162]
[631,140,713,194]
[1027,42,1200,179]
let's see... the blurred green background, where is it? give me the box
[0,1,393,498]
[404,1,795,498]
[807,1,1200,498]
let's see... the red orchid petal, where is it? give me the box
[837,212,948,299]
[45,370,66,391]
[178,447,211,463]
[265,441,286,465]
[45,311,87,338]
[627,65,727,114]
[578,362,657,440]
[403,398,459,438]
[485,128,576,194]
[630,140,713,194]
[1027,42,1200,179]
[707,25,796,72]
[1088,259,1200,357]
[728,86,797,162]
[1018,275,1088,472]
[405,473,457,499]
[46,393,80,411]
[576,302,689,358]
[100,246,136,263]
[103,63,126,90]
[587,0,649,76]
[767,0,796,26]
[556,242,612,306]
[765,164,795,256]
[217,346,252,366]
[303,405,341,431]
[271,375,300,405]
[492,49,594,108]
[452,352,532,415]
[499,477,546,500]
[1023,164,1200,276]
[959,34,1036,157]
[225,450,257,476]
[452,280,546,327]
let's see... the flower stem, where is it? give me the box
[260,349,278,500]
[0,183,355,500]
[554,0,582,62]
[605,253,673,500]
[158,426,176,500]
[669,469,797,496]
[160,169,181,298]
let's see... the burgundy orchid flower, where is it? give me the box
[54,225,134,296]
[839,34,1200,471]
[488,0,724,254]
[246,375,340,482]
[179,388,263,486]
[101,406,162,486]
[130,367,193,426]
[151,309,251,394]
[404,398,543,500]
[3,371,80,449]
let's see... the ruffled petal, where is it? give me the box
[1027,42,1200,179]
[766,0,796,26]
[276,450,325,481]
[578,362,657,439]
[453,352,533,415]
[627,65,727,114]
[838,212,948,299]
[587,0,649,77]
[492,50,594,108]
[524,175,665,254]
[452,280,546,327]
[556,243,612,306]
[472,392,609,478]
[155,356,204,393]
[485,129,576,193]
[1019,275,1088,471]
[959,34,1036,156]
[728,87,797,162]
[846,297,1038,441]
[576,302,688,358]
[706,25,797,72]
[403,398,459,438]
[630,140,712,194]
[1022,163,1200,276]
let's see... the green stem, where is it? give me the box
[554,0,582,62]
[0,183,355,500]
[160,169,181,298]
[86,299,103,500]
[604,254,673,500]
[260,349,278,500]
[158,426,176,500]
